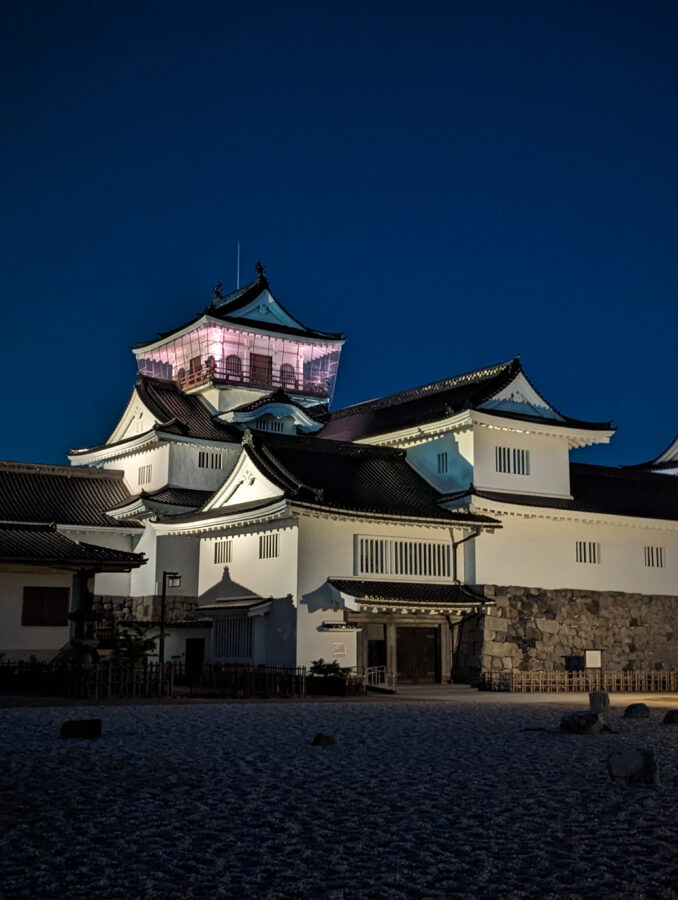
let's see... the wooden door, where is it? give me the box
[185,638,205,676]
[396,627,439,683]
[250,353,273,388]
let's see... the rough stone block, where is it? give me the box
[560,712,603,734]
[623,703,650,719]
[589,692,610,715]
[60,719,102,739]
[607,749,658,786]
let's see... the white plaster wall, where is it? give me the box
[473,511,678,593]
[103,443,170,494]
[406,430,474,493]
[167,442,240,490]
[59,528,137,596]
[0,569,73,660]
[130,526,157,597]
[473,425,571,498]
[295,515,460,669]
[154,534,200,597]
[198,525,299,666]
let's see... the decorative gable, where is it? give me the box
[202,449,284,511]
[107,391,160,444]
[478,371,564,421]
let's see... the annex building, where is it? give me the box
[2,264,678,682]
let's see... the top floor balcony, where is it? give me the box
[172,354,332,398]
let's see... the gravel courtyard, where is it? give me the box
[1,697,677,899]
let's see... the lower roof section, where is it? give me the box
[330,578,486,609]
[0,523,147,571]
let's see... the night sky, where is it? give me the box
[2,1,676,467]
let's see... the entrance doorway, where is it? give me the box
[396,627,439,683]
[185,638,205,676]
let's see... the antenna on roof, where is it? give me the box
[236,241,240,289]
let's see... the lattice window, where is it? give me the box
[214,618,252,659]
[644,546,665,568]
[214,540,232,565]
[495,447,530,475]
[259,533,280,559]
[437,452,448,475]
[254,417,285,433]
[357,536,451,578]
[138,464,152,486]
[199,451,223,469]
[575,541,600,564]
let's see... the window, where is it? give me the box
[255,417,284,433]
[198,451,223,469]
[280,363,297,389]
[576,541,600,564]
[224,355,242,378]
[22,587,69,626]
[357,536,451,578]
[214,540,232,565]
[259,533,279,559]
[495,447,530,475]
[437,452,448,475]
[214,618,252,659]
[644,546,665,568]
[138,464,152,486]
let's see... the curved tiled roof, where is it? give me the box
[0,523,146,569]
[0,461,140,528]
[445,463,678,522]
[319,358,612,441]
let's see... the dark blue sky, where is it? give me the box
[2,0,676,467]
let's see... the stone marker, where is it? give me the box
[311,733,336,746]
[662,709,678,725]
[60,719,102,739]
[560,712,604,734]
[624,703,650,719]
[607,749,658,787]
[589,692,610,715]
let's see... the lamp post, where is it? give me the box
[159,571,181,664]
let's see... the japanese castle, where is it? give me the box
[2,265,677,682]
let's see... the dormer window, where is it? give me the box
[255,416,285,433]
[495,447,530,476]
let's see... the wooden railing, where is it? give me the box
[479,669,678,693]
[175,662,308,699]
[175,363,329,397]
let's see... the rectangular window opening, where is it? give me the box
[138,464,152,486]
[437,452,448,475]
[575,541,600,565]
[495,446,530,475]
[214,540,232,565]
[259,533,280,559]
[356,536,451,578]
[22,586,70,626]
[644,546,665,568]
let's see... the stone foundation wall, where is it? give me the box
[465,585,678,679]
[94,595,198,624]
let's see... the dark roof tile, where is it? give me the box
[0,523,146,569]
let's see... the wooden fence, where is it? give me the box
[479,669,678,693]
[0,661,174,699]
[175,662,307,699]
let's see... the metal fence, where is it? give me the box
[479,669,678,693]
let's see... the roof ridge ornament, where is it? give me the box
[255,260,266,278]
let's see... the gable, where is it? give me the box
[478,371,564,421]
[107,389,161,444]
[203,449,285,511]
[228,288,306,331]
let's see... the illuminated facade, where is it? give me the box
[3,263,678,681]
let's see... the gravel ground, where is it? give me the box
[1,699,677,899]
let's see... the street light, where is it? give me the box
[159,571,181,664]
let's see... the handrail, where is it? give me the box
[174,363,329,397]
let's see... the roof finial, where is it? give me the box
[255,260,266,278]
[212,281,224,300]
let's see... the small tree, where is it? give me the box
[112,623,163,666]
[310,658,351,677]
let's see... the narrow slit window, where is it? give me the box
[259,533,279,559]
[495,447,530,475]
[214,540,232,565]
[575,541,600,564]
[644,546,665,568]
[138,464,152,486]
[437,452,448,474]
